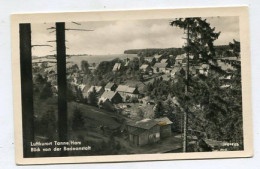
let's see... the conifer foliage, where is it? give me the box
[170,18,243,150]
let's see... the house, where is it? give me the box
[78,84,86,91]
[190,65,200,75]
[105,82,117,91]
[175,54,186,66]
[45,64,57,74]
[160,59,169,64]
[165,68,172,74]
[221,56,241,62]
[127,119,160,146]
[116,85,139,101]
[112,63,121,72]
[47,73,57,85]
[153,63,169,73]
[127,117,173,146]
[219,74,232,87]
[216,59,237,71]
[124,58,130,67]
[170,67,186,78]
[154,54,163,61]
[88,66,96,73]
[198,64,210,76]
[99,91,123,104]
[139,64,151,73]
[161,75,170,81]
[154,117,173,138]
[82,85,104,99]
[145,57,155,63]
[170,67,180,78]
[141,96,155,105]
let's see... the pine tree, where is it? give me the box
[170,18,243,151]
[40,82,53,99]
[88,87,98,106]
[72,107,85,131]
[81,60,91,74]
[40,108,57,139]
[154,101,164,118]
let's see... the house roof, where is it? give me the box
[116,85,137,93]
[171,67,180,74]
[154,54,162,59]
[221,57,240,62]
[78,84,86,91]
[145,56,154,60]
[105,82,115,89]
[112,63,121,71]
[175,54,186,60]
[217,60,234,71]
[128,119,158,130]
[155,117,173,125]
[87,86,103,93]
[140,64,149,69]
[200,64,209,70]
[160,59,168,63]
[100,91,118,100]
[45,65,57,73]
[129,128,146,135]
[154,63,168,68]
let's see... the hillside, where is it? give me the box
[124,45,229,58]
[124,48,184,57]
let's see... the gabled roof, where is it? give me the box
[129,128,146,135]
[116,85,137,93]
[105,82,115,89]
[112,63,121,71]
[145,56,154,60]
[128,118,158,130]
[175,54,186,60]
[171,67,180,74]
[155,117,173,125]
[140,64,149,69]
[87,86,103,93]
[100,91,118,100]
[78,84,86,91]
[160,59,168,63]
[45,65,57,73]
[154,63,168,68]
[217,60,234,71]
[154,54,162,59]
[199,64,209,70]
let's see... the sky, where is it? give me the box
[31,16,240,56]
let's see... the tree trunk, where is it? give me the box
[183,24,190,153]
[20,23,34,157]
[56,22,68,156]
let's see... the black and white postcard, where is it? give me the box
[11,7,253,164]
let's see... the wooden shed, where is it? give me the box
[155,117,173,138]
[127,119,160,146]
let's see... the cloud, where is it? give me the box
[31,16,240,56]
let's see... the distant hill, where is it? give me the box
[124,48,184,57]
[124,45,229,58]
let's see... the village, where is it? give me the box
[31,47,241,154]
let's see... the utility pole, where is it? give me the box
[56,22,68,156]
[19,23,34,157]
[183,22,190,152]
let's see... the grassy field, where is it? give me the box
[33,96,182,156]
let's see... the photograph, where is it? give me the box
[11,7,252,164]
